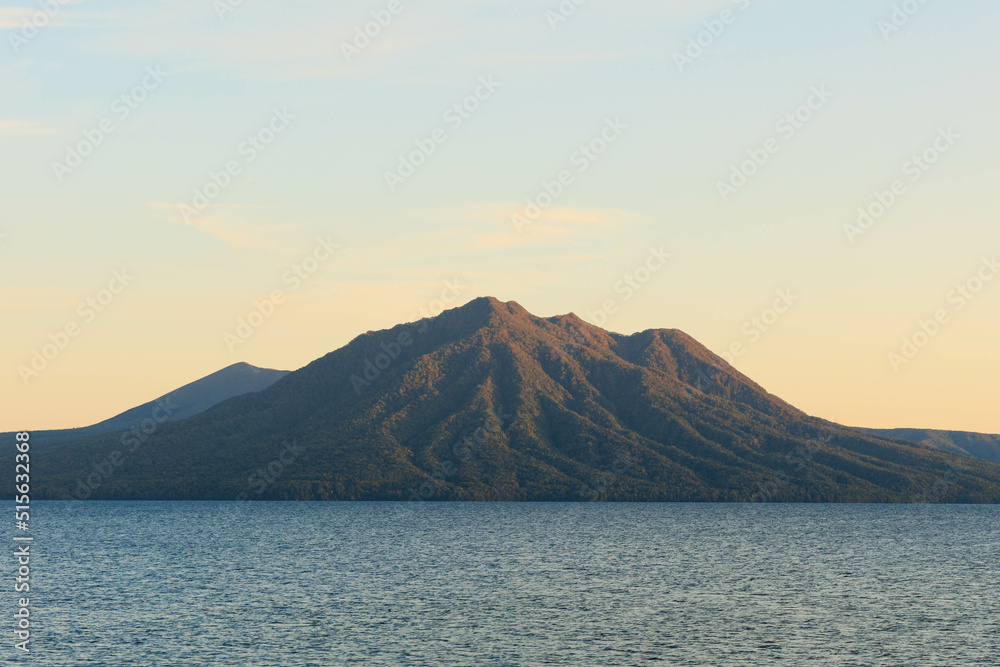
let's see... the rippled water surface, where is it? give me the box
[5,502,999,665]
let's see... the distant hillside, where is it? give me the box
[861,428,1000,465]
[4,362,289,442]
[14,298,1000,503]
[86,362,291,433]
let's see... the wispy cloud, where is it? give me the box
[407,203,640,249]
[148,201,296,251]
[0,120,56,135]
[412,204,639,228]
[0,1,86,29]
[33,0,748,83]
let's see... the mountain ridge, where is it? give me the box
[3,362,289,441]
[860,427,1000,464]
[11,297,1000,503]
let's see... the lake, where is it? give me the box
[5,501,998,665]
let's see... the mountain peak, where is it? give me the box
[464,296,529,317]
[82,362,291,434]
[436,296,533,331]
[24,298,1000,503]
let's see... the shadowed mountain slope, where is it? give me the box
[86,362,291,432]
[15,298,1000,503]
[2,362,289,444]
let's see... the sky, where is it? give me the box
[1,0,999,433]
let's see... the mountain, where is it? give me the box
[860,428,1000,465]
[13,297,1000,503]
[5,362,289,441]
[84,362,291,433]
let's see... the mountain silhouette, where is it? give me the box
[85,361,291,432]
[3,362,288,443]
[16,297,1000,503]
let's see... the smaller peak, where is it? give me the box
[462,296,529,318]
[469,295,504,308]
[210,362,253,375]
[215,362,288,376]
[544,311,589,328]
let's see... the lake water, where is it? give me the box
[5,502,998,665]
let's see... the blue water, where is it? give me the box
[3,502,998,665]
